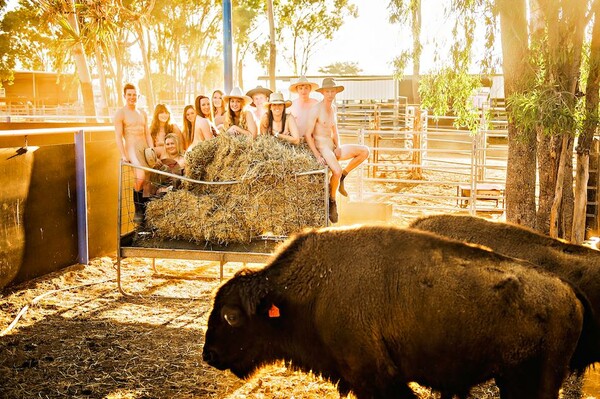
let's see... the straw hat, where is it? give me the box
[289,76,319,93]
[263,92,292,109]
[316,77,345,93]
[144,147,158,168]
[223,87,252,104]
[246,85,273,99]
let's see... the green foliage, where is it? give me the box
[388,0,422,76]
[507,85,582,138]
[274,0,358,75]
[392,51,410,81]
[318,61,362,75]
[0,0,60,84]
[418,66,482,132]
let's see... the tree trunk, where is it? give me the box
[136,21,154,111]
[411,0,421,103]
[267,0,276,91]
[94,46,110,117]
[573,152,590,242]
[573,0,600,243]
[536,132,558,234]
[67,0,96,119]
[498,0,537,227]
[561,139,575,239]
[549,135,571,237]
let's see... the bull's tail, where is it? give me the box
[569,282,599,373]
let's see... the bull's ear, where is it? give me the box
[238,284,270,317]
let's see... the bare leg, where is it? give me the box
[321,146,342,199]
[335,144,369,196]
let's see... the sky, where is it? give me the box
[243,0,454,88]
[308,0,402,75]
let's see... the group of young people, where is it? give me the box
[114,77,369,224]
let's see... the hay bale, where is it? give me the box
[145,134,326,244]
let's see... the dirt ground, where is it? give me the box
[0,255,598,399]
[1,168,598,398]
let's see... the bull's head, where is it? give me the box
[202,268,283,378]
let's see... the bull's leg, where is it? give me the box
[495,357,565,399]
[440,391,468,399]
[350,380,417,399]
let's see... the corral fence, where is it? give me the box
[338,101,508,219]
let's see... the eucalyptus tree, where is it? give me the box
[500,0,591,239]
[0,0,57,84]
[119,0,156,111]
[147,0,220,101]
[232,0,264,87]
[391,0,600,242]
[37,0,96,117]
[79,0,121,114]
[273,0,358,76]
[388,0,421,101]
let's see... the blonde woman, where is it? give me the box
[221,87,257,138]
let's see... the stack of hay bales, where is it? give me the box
[145,134,326,244]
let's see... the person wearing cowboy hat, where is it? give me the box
[305,77,370,223]
[246,85,273,123]
[259,92,300,145]
[221,87,258,138]
[288,76,319,143]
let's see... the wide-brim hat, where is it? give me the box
[246,85,273,107]
[263,92,292,109]
[144,147,158,168]
[316,77,345,93]
[223,87,252,104]
[289,76,319,93]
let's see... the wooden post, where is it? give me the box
[372,104,381,177]
[411,107,423,180]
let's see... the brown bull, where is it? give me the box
[203,225,587,399]
[410,214,600,370]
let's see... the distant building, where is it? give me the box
[259,74,505,104]
[1,71,79,112]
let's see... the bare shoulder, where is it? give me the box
[196,115,207,125]
[113,107,125,124]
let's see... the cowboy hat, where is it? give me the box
[316,77,345,93]
[144,147,158,168]
[246,85,273,99]
[263,92,292,109]
[223,87,252,104]
[289,76,319,93]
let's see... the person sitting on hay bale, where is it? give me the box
[211,89,226,127]
[246,85,273,124]
[149,103,183,159]
[144,133,185,198]
[221,87,258,138]
[288,76,319,144]
[305,78,370,223]
[145,134,326,244]
[181,104,196,149]
[260,92,300,145]
[188,95,219,151]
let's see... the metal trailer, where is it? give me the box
[116,161,329,296]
